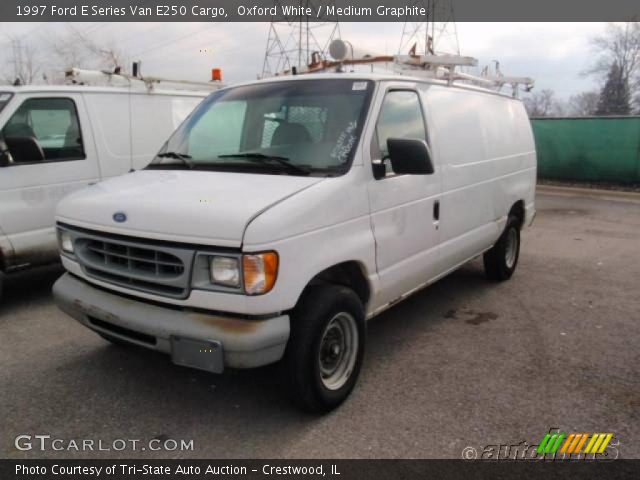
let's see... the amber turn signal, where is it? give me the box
[242,252,278,295]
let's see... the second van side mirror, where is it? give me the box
[387,138,434,175]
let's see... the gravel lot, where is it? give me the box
[1,187,639,459]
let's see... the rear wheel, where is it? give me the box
[483,215,521,281]
[284,285,365,413]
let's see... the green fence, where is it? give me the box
[530,116,640,183]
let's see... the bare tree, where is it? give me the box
[49,25,129,73]
[587,22,640,86]
[3,36,41,85]
[586,22,640,113]
[566,91,600,116]
[522,89,564,117]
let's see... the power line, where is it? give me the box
[130,23,220,58]
[140,23,260,63]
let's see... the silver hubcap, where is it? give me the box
[505,228,518,269]
[319,312,358,391]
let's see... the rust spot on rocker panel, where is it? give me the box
[7,244,59,270]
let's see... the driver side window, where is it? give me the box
[374,90,427,177]
[2,97,84,164]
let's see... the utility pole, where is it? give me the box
[261,0,341,77]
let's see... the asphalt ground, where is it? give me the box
[1,187,639,459]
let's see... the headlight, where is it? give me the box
[58,230,74,254]
[243,252,278,295]
[209,256,240,287]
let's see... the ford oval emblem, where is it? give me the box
[113,212,127,223]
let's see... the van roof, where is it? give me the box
[0,84,210,97]
[228,72,521,100]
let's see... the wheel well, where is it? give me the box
[509,200,525,230]
[306,261,371,307]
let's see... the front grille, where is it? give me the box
[84,240,185,278]
[84,267,186,296]
[71,232,195,299]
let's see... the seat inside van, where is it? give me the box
[271,122,312,146]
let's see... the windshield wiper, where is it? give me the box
[154,151,194,168]
[218,152,310,175]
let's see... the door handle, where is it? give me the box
[433,200,440,221]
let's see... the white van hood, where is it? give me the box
[56,170,324,247]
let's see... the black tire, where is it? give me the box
[483,215,521,281]
[284,284,366,413]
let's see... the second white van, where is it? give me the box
[0,83,211,299]
[52,73,536,412]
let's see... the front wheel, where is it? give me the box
[483,215,521,281]
[284,285,366,413]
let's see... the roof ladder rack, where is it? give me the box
[64,64,225,92]
[270,39,534,98]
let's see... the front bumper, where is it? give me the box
[53,273,290,371]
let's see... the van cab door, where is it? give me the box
[366,84,442,310]
[0,93,98,270]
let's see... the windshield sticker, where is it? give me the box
[331,121,358,162]
[352,82,368,91]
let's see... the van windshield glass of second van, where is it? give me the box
[150,79,373,176]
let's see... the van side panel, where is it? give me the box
[130,94,204,170]
[425,86,536,273]
[83,92,132,179]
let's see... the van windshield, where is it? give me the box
[149,79,374,176]
[0,93,12,114]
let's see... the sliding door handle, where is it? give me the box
[433,200,440,221]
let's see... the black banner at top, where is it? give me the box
[1,0,639,22]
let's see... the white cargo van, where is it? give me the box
[52,73,536,411]
[0,83,210,297]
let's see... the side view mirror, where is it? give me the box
[4,136,45,163]
[0,140,10,167]
[387,138,434,175]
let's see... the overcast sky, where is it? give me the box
[0,22,606,99]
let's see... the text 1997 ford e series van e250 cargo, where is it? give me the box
[52,74,536,412]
